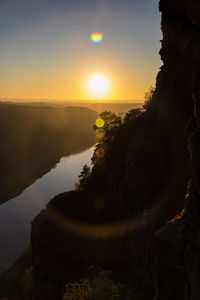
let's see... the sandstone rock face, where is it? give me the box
[152,1,200,299]
[31,1,200,299]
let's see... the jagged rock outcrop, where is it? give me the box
[31,1,200,299]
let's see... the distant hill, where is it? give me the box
[0,103,97,204]
[84,102,142,114]
[0,100,143,114]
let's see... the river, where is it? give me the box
[0,146,94,273]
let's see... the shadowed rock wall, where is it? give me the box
[152,1,200,299]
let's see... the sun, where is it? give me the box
[88,74,109,97]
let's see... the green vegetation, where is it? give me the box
[75,164,91,190]
[63,277,119,300]
[142,86,155,111]
[74,106,143,193]
[91,108,142,166]
[0,103,97,204]
[62,269,153,300]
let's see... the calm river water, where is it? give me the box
[0,146,94,273]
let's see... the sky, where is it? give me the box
[0,0,162,102]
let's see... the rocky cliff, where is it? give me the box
[152,0,200,299]
[31,1,200,299]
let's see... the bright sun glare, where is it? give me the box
[88,74,109,97]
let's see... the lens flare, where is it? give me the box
[90,33,103,44]
[95,128,105,141]
[95,118,105,128]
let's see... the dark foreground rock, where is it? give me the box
[152,0,200,299]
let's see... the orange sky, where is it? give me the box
[0,0,161,102]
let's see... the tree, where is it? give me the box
[123,108,141,123]
[75,164,90,190]
[92,111,122,165]
[143,86,155,111]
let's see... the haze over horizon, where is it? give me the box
[0,0,162,102]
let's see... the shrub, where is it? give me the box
[62,269,153,300]
[143,86,155,111]
[62,272,120,300]
[123,108,141,123]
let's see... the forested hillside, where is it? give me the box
[0,103,97,204]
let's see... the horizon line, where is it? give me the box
[0,98,144,104]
